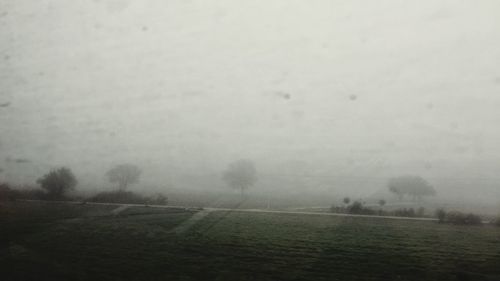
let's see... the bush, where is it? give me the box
[346,201,375,215]
[464,213,482,225]
[88,191,168,205]
[392,208,416,217]
[445,211,482,225]
[330,205,345,213]
[88,190,148,204]
[151,193,168,205]
[15,188,47,200]
[0,184,51,201]
[330,202,374,215]
[347,201,363,214]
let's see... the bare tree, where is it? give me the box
[343,197,351,205]
[388,185,404,200]
[378,199,386,207]
[222,159,257,196]
[106,164,141,190]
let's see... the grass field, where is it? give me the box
[1,202,500,281]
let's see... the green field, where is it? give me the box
[1,202,500,281]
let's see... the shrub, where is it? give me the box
[330,205,344,213]
[15,188,46,200]
[87,190,167,205]
[393,208,416,217]
[150,193,168,205]
[88,190,147,204]
[347,201,363,214]
[0,184,50,201]
[464,213,482,225]
[445,211,482,225]
[346,201,375,215]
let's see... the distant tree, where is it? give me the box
[222,159,257,196]
[378,199,386,207]
[106,164,141,190]
[388,175,436,201]
[152,193,168,205]
[388,185,404,200]
[435,208,446,223]
[343,197,351,205]
[37,167,77,199]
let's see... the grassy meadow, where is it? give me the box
[1,201,499,281]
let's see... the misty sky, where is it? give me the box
[1,1,500,201]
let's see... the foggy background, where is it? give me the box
[1,0,500,206]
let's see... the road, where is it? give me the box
[20,199,438,222]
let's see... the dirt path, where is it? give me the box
[203,207,438,221]
[170,209,213,234]
[111,205,130,215]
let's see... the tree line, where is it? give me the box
[1,160,439,202]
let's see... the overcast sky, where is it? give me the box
[1,0,500,201]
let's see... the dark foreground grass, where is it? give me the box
[1,202,499,281]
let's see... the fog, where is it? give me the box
[1,1,500,207]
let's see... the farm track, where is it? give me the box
[20,199,439,222]
[171,209,212,234]
[111,205,130,215]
